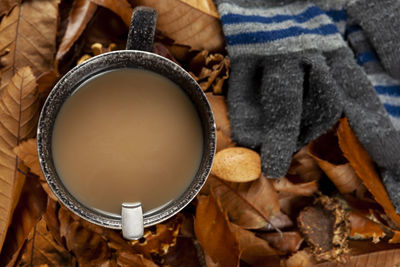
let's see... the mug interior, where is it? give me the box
[37,50,216,229]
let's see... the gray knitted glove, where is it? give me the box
[216,0,400,180]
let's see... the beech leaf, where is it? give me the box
[0,0,17,18]
[288,146,322,182]
[116,250,157,267]
[285,250,317,267]
[56,0,97,62]
[13,138,57,200]
[17,217,76,267]
[206,93,231,138]
[208,174,280,229]
[257,231,303,255]
[134,0,224,51]
[337,118,400,227]
[212,147,261,183]
[0,0,59,91]
[230,223,280,266]
[0,175,47,267]
[194,194,240,267]
[0,66,39,251]
[349,211,386,243]
[90,0,133,27]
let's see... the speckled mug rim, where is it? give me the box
[37,50,216,229]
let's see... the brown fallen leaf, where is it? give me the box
[349,211,386,243]
[337,118,400,227]
[309,130,364,195]
[297,195,349,262]
[230,223,280,266]
[288,146,322,182]
[17,217,76,267]
[131,215,182,259]
[315,248,400,267]
[216,130,235,152]
[0,0,17,18]
[257,231,303,255]
[116,250,157,267]
[194,194,240,267]
[163,237,203,267]
[0,67,39,251]
[190,52,230,94]
[212,147,261,182]
[56,0,97,62]
[206,93,230,137]
[153,42,180,64]
[285,249,317,267]
[91,0,133,26]
[134,0,224,51]
[209,174,280,229]
[0,0,59,92]
[0,175,47,267]
[13,138,57,201]
[37,70,59,95]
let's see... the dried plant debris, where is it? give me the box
[297,195,349,262]
[77,42,117,64]
[188,50,230,94]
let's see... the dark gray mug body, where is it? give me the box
[37,7,216,231]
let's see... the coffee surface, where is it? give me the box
[52,68,203,215]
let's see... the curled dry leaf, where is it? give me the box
[77,42,117,65]
[349,211,386,243]
[116,250,157,267]
[37,70,59,95]
[163,237,203,267]
[91,0,133,26]
[257,231,303,255]
[205,93,230,137]
[190,52,230,94]
[0,175,47,267]
[13,138,58,201]
[208,174,280,229]
[0,67,39,251]
[288,146,322,182]
[285,249,317,267]
[153,42,179,64]
[0,0,59,91]
[17,217,76,267]
[315,248,400,267]
[337,118,400,227]
[194,194,240,267]
[56,0,97,62]
[134,0,224,51]
[297,195,349,262]
[309,130,364,195]
[230,223,280,266]
[212,147,261,183]
[130,215,182,259]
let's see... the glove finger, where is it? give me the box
[259,54,303,178]
[298,52,343,147]
[227,56,265,148]
[324,47,400,169]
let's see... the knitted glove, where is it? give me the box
[216,0,400,180]
[347,0,400,79]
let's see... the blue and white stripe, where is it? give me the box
[346,24,400,130]
[218,2,345,57]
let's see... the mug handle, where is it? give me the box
[126,6,157,52]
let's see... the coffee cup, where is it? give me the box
[37,7,216,240]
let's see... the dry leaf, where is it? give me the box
[206,93,230,137]
[13,138,57,200]
[288,146,322,182]
[0,67,39,251]
[315,248,400,267]
[216,130,235,152]
[178,0,219,18]
[0,175,47,267]
[131,215,182,259]
[17,217,76,266]
[257,232,303,255]
[212,147,261,182]
[91,0,133,26]
[37,70,59,95]
[0,0,59,91]
[190,52,230,93]
[153,42,179,64]
[337,118,400,227]
[0,0,17,18]
[297,195,349,262]
[194,194,240,267]
[134,0,224,51]
[349,211,386,243]
[230,223,280,266]
[163,237,203,267]
[209,174,280,229]
[56,0,97,62]
[116,250,157,267]
[285,250,317,267]
[309,131,364,194]
[260,211,294,231]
